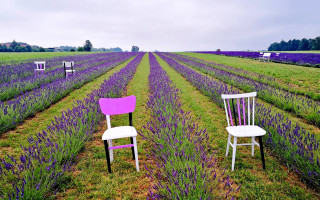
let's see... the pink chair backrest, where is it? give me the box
[99,95,136,115]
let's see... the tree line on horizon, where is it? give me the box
[0,40,95,52]
[268,36,320,51]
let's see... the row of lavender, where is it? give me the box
[195,51,320,68]
[0,53,136,134]
[177,54,320,101]
[0,53,144,199]
[0,53,123,101]
[140,53,236,199]
[165,53,320,127]
[0,53,112,84]
[156,53,320,190]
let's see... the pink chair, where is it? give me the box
[221,92,266,171]
[34,61,46,77]
[99,95,139,173]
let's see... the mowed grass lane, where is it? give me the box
[55,53,152,199]
[154,54,318,199]
[179,52,320,100]
[0,57,135,158]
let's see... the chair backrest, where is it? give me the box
[35,61,46,70]
[99,95,136,129]
[263,53,271,58]
[63,61,74,70]
[221,92,256,127]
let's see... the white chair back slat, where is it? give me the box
[227,99,234,126]
[242,98,246,125]
[248,97,250,125]
[223,99,230,127]
[252,97,255,125]
[237,99,241,125]
[106,115,111,129]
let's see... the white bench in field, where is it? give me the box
[259,53,271,62]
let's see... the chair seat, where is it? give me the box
[226,125,266,137]
[102,126,137,140]
[66,70,76,73]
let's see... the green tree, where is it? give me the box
[77,47,84,52]
[131,45,139,52]
[2,45,8,52]
[291,39,300,51]
[10,40,18,49]
[83,40,92,51]
[7,46,14,52]
[14,46,27,52]
[26,45,32,52]
[39,47,46,52]
[311,36,320,50]
[268,42,281,51]
[298,38,310,50]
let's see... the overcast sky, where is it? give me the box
[1,0,320,51]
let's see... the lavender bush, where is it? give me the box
[157,52,320,190]
[140,53,236,199]
[0,53,144,199]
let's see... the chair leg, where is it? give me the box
[130,137,135,160]
[258,136,266,170]
[109,139,113,162]
[252,136,255,156]
[231,136,237,171]
[103,140,112,173]
[133,137,139,171]
[226,134,231,157]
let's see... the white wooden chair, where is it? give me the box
[99,95,139,173]
[259,53,271,62]
[221,92,266,171]
[63,61,75,78]
[34,61,46,77]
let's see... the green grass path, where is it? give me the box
[0,57,134,158]
[154,54,318,199]
[55,53,152,199]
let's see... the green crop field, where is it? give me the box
[0,52,98,66]
[0,52,319,199]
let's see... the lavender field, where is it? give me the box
[196,51,320,68]
[0,52,319,199]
